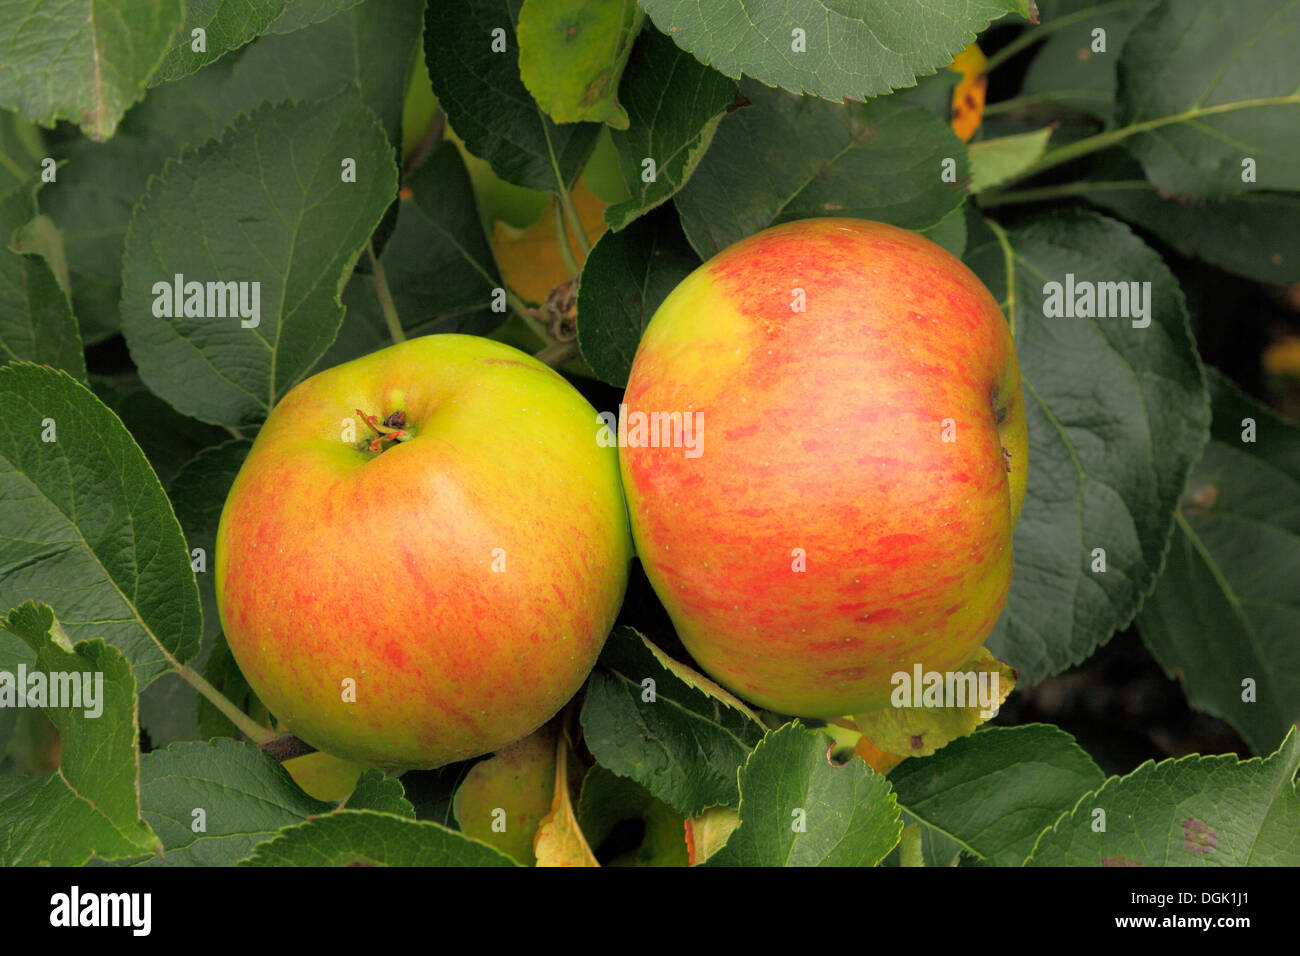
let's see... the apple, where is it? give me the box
[215,335,632,771]
[620,218,1027,718]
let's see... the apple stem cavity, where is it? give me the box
[356,407,412,454]
[261,733,318,763]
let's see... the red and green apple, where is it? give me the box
[620,218,1027,718]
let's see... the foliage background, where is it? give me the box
[0,0,1297,866]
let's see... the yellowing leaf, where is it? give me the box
[453,724,557,866]
[493,180,609,304]
[517,0,643,129]
[684,806,740,866]
[853,735,906,775]
[948,43,987,142]
[533,730,599,867]
[853,647,1016,759]
[641,634,765,726]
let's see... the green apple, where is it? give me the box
[216,335,632,771]
[620,218,1027,718]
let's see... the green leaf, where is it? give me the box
[1137,368,1300,754]
[0,0,184,140]
[579,627,766,817]
[90,378,232,489]
[0,619,36,762]
[518,0,642,129]
[674,81,969,260]
[963,210,1210,683]
[41,63,237,346]
[0,603,162,865]
[152,0,291,85]
[43,0,419,348]
[400,762,480,827]
[1115,0,1300,197]
[639,0,1030,102]
[604,26,738,231]
[576,204,700,387]
[221,0,426,152]
[0,365,202,686]
[889,725,1105,866]
[968,127,1053,193]
[1027,726,1300,865]
[918,203,968,258]
[706,722,901,866]
[168,439,250,640]
[267,0,366,35]
[137,438,249,748]
[577,765,688,866]
[1015,0,1157,125]
[0,110,45,193]
[346,770,416,818]
[136,737,333,866]
[237,810,520,865]
[119,93,399,427]
[194,633,259,741]
[425,0,602,192]
[1088,185,1300,285]
[0,186,85,380]
[322,140,504,368]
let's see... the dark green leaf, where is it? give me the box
[707,722,901,866]
[120,94,398,426]
[0,603,161,865]
[674,81,969,260]
[152,0,291,85]
[346,770,416,818]
[964,210,1210,682]
[1015,0,1156,125]
[1115,0,1300,197]
[237,810,520,865]
[1027,727,1300,865]
[322,140,503,367]
[1089,186,1300,284]
[1137,368,1300,754]
[604,26,738,231]
[0,365,202,685]
[0,186,85,380]
[639,0,1030,101]
[579,627,766,816]
[889,724,1104,865]
[137,737,333,866]
[425,0,602,192]
[0,0,184,140]
[576,204,700,387]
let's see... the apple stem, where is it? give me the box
[355,408,410,453]
[553,200,582,279]
[368,240,405,344]
[534,339,579,368]
[175,662,277,745]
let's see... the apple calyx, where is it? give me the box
[355,408,413,454]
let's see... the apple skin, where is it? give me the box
[215,335,631,771]
[620,219,1027,718]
